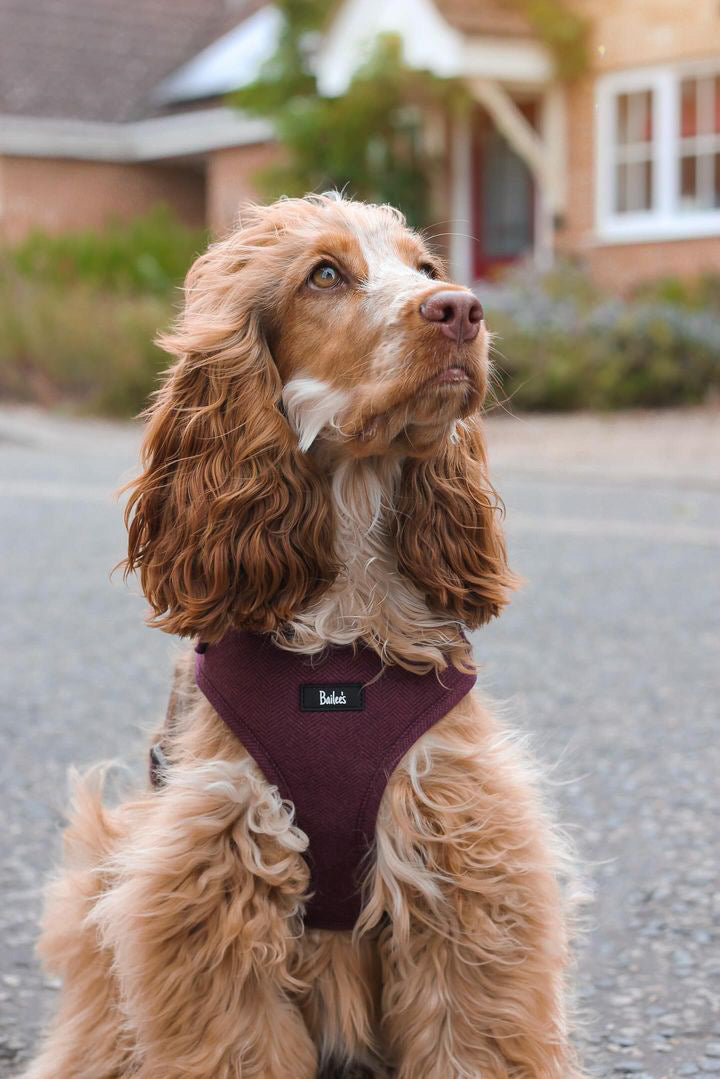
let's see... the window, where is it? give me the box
[678,75,720,211]
[614,90,654,213]
[596,62,720,242]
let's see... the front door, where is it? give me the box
[472,104,537,278]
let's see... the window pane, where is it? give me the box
[680,154,697,204]
[698,77,714,134]
[629,160,652,211]
[615,160,653,213]
[679,152,720,210]
[681,79,697,137]
[617,90,653,144]
[697,153,714,209]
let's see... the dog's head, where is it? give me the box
[125,194,514,642]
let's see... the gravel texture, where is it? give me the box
[1,405,718,1078]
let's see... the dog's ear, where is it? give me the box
[392,419,517,627]
[123,236,338,642]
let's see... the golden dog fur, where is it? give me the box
[22,195,586,1078]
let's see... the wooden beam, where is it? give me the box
[468,77,547,181]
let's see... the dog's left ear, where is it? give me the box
[122,231,339,642]
[392,419,517,627]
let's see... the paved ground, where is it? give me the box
[0,404,718,1078]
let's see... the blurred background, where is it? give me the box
[1,0,720,413]
[0,2,718,1078]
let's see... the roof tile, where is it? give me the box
[0,0,255,122]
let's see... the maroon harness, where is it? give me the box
[190,631,476,930]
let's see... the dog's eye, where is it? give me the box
[418,262,440,279]
[309,263,341,289]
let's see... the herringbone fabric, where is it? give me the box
[195,630,476,930]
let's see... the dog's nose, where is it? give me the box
[419,290,484,343]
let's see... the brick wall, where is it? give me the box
[583,235,720,290]
[0,156,206,243]
[206,143,281,235]
[575,0,720,72]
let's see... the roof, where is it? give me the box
[0,0,262,124]
[433,0,533,38]
[153,5,283,106]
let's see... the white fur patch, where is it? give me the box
[282,377,351,451]
[356,229,431,328]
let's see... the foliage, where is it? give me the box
[12,206,206,295]
[631,272,720,312]
[0,208,200,415]
[236,33,453,226]
[484,265,720,411]
[0,257,173,416]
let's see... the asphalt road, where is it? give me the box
[1,405,718,1079]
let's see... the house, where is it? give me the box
[1,0,720,290]
[0,0,276,242]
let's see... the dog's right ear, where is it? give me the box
[123,233,339,642]
[392,417,517,629]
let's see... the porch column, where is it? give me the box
[449,110,474,287]
[538,83,567,268]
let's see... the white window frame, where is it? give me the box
[596,60,720,244]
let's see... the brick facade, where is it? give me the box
[206,143,281,235]
[581,235,720,290]
[575,0,720,72]
[0,143,282,245]
[0,156,206,243]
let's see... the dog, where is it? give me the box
[22,194,585,1079]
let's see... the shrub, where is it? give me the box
[0,209,203,416]
[0,259,174,416]
[630,271,720,312]
[11,206,206,295]
[484,264,720,411]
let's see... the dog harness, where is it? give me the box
[190,630,476,931]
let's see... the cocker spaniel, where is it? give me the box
[22,194,585,1079]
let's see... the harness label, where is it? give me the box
[300,683,365,712]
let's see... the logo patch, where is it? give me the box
[300,683,365,712]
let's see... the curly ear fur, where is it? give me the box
[392,419,517,627]
[123,232,339,642]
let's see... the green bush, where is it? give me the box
[485,265,720,411]
[0,209,204,415]
[630,271,720,312]
[0,259,174,416]
[11,206,206,295]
